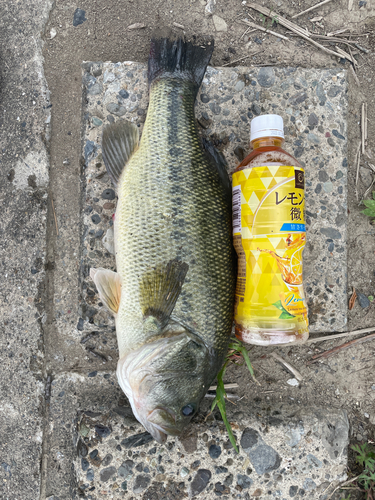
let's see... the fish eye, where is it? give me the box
[181,404,196,417]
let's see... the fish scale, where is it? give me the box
[115,78,234,359]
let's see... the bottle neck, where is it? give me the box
[250,136,284,149]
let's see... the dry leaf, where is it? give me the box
[349,288,357,310]
[310,16,323,22]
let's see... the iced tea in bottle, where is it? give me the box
[232,114,309,346]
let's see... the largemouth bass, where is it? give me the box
[90,37,235,443]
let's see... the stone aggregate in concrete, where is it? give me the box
[46,372,349,499]
[79,62,348,354]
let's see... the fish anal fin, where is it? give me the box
[102,120,140,187]
[90,267,121,315]
[140,259,189,329]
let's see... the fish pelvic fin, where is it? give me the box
[90,267,121,315]
[139,259,189,330]
[148,37,214,96]
[102,120,139,187]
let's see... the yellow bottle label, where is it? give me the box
[232,165,308,328]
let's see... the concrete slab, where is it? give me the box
[79,62,348,362]
[46,372,349,500]
[0,0,53,498]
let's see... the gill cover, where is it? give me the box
[116,330,209,443]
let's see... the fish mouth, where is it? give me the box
[147,407,182,442]
[146,424,168,444]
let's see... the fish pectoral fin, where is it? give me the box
[102,120,140,186]
[139,259,189,329]
[90,267,121,315]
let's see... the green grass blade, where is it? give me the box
[228,339,260,385]
[216,396,238,453]
[210,360,239,452]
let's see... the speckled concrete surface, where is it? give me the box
[47,62,352,500]
[0,1,53,498]
[46,372,349,500]
[78,62,348,364]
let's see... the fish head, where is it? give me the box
[117,330,212,443]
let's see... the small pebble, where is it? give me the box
[209,444,222,459]
[121,432,153,448]
[234,80,245,92]
[180,467,189,477]
[215,466,228,474]
[189,469,212,496]
[94,229,104,238]
[357,292,370,309]
[119,89,129,99]
[101,454,113,467]
[86,468,94,482]
[77,439,88,458]
[252,103,261,116]
[257,67,275,87]
[92,117,102,127]
[212,15,228,32]
[95,424,111,438]
[81,458,89,471]
[237,474,253,489]
[287,378,299,387]
[209,102,221,115]
[100,466,116,482]
[205,0,216,15]
[101,188,115,200]
[133,475,151,494]
[91,214,101,224]
[106,102,126,117]
[73,8,86,26]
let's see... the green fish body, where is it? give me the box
[91,38,235,443]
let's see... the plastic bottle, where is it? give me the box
[232,114,309,346]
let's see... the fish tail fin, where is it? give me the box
[148,37,214,95]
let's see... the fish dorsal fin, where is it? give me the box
[202,138,232,205]
[102,120,140,186]
[139,259,189,329]
[90,267,121,315]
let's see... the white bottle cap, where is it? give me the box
[250,114,284,142]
